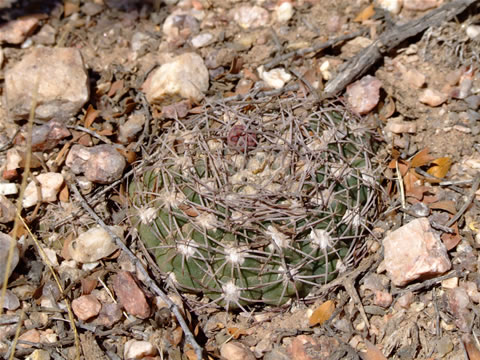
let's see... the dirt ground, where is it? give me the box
[1,0,480,359]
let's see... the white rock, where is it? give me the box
[257,66,292,89]
[23,172,64,208]
[377,0,402,14]
[385,117,417,134]
[0,183,18,195]
[233,5,269,29]
[143,53,209,103]
[124,340,157,359]
[466,25,480,40]
[26,349,50,360]
[68,226,121,263]
[5,47,89,121]
[383,218,451,286]
[275,1,294,23]
[0,232,19,286]
[191,33,214,48]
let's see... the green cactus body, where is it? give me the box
[129,104,378,309]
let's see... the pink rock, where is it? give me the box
[95,302,123,327]
[385,118,417,134]
[113,271,151,319]
[419,88,448,107]
[461,281,480,303]
[446,287,472,332]
[383,217,451,287]
[0,15,40,44]
[221,341,256,360]
[374,290,393,308]
[346,75,382,115]
[404,0,441,11]
[18,329,40,348]
[72,294,102,321]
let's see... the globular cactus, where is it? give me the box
[129,100,379,310]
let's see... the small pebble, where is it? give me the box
[257,66,292,89]
[419,88,447,107]
[68,226,120,263]
[346,75,382,115]
[22,172,64,208]
[124,340,157,359]
[26,349,50,360]
[275,1,294,23]
[113,271,151,319]
[466,25,480,40]
[72,294,102,321]
[191,32,214,48]
[232,5,269,29]
[221,341,256,360]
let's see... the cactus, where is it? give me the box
[129,100,379,310]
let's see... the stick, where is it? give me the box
[323,0,479,98]
[68,181,204,360]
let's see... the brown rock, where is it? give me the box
[30,120,71,152]
[404,68,426,89]
[95,302,123,327]
[404,0,441,11]
[113,271,151,319]
[0,195,16,223]
[0,232,19,286]
[385,117,417,134]
[0,15,40,44]
[383,218,451,286]
[72,294,102,321]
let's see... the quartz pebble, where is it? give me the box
[68,226,120,263]
[124,340,157,359]
[143,53,209,103]
[22,172,64,208]
[5,47,89,121]
[232,5,269,29]
[257,66,292,89]
[346,75,382,115]
[383,217,451,286]
[275,1,294,23]
[378,0,402,14]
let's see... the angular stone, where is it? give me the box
[113,271,151,319]
[22,172,64,208]
[5,47,89,121]
[220,341,256,360]
[419,88,447,107]
[0,15,40,44]
[383,218,451,286]
[143,53,209,103]
[124,340,157,359]
[66,144,126,184]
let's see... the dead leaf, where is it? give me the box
[430,200,456,214]
[59,184,69,203]
[441,221,461,250]
[463,334,480,360]
[83,105,100,129]
[427,157,452,180]
[410,148,435,169]
[227,327,248,339]
[107,79,124,97]
[378,96,395,121]
[354,4,375,22]
[363,340,388,360]
[309,300,335,326]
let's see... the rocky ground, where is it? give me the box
[0,0,480,359]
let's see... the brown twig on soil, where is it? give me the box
[68,181,204,360]
[323,0,479,98]
[446,174,480,227]
[263,30,366,70]
[391,270,460,295]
